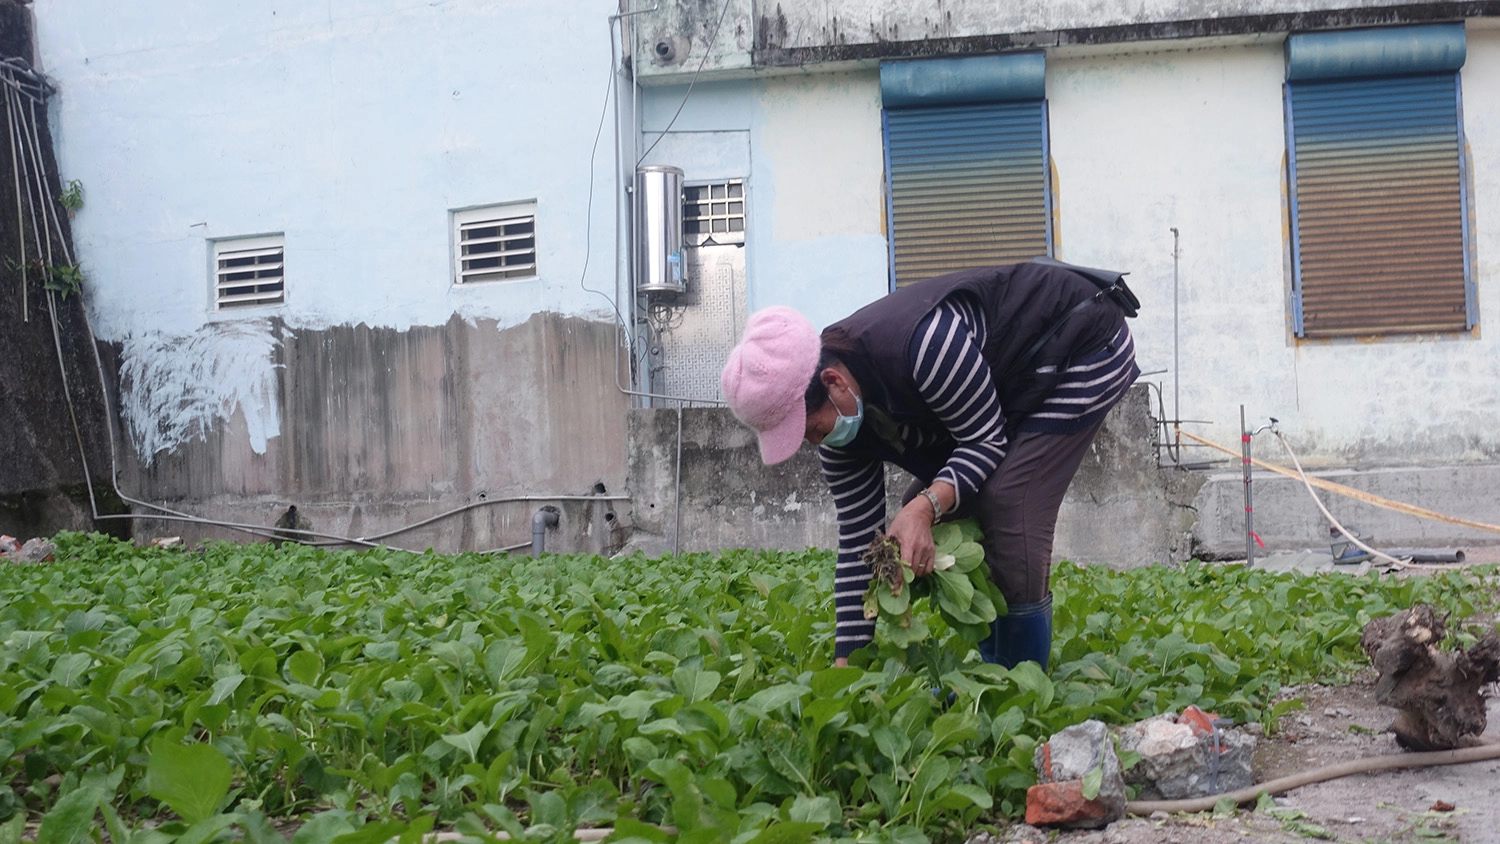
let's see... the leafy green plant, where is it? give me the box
[59,180,84,216]
[862,520,1005,653]
[43,263,83,299]
[0,533,1491,843]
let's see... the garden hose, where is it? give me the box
[1126,735,1500,816]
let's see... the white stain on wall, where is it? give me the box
[118,320,282,463]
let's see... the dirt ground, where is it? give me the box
[979,678,1500,844]
[982,551,1500,844]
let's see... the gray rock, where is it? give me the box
[1118,713,1257,800]
[12,538,57,564]
[1034,719,1127,828]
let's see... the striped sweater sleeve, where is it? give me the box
[818,443,884,658]
[908,299,1008,509]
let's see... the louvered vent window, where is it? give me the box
[454,202,537,284]
[214,235,284,310]
[880,53,1052,289]
[1285,25,1474,337]
[683,180,745,245]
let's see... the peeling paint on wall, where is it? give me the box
[118,320,281,464]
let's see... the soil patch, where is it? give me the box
[980,677,1500,844]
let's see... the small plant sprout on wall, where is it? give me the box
[59,179,83,217]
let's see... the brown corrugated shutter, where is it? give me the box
[884,101,1051,289]
[1287,73,1472,337]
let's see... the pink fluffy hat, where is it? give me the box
[721,306,822,464]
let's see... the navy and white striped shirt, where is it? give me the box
[820,294,1138,657]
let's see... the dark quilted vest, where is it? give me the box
[821,262,1124,477]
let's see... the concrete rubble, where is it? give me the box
[2,536,57,564]
[1027,719,1127,829]
[1116,705,1256,800]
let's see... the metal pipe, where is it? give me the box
[1171,227,1180,426]
[1242,405,1254,566]
[1373,549,1467,564]
[531,506,560,557]
[606,7,722,409]
[93,511,385,547]
[674,404,683,556]
[347,493,627,543]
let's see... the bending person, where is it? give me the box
[720,260,1139,669]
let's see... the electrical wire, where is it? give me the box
[5,77,26,322]
[577,15,632,337]
[635,0,733,167]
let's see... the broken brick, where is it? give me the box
[1025,780,1109,827]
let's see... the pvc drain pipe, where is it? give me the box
[531,506,560,557]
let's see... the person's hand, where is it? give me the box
[834,657,848,668]
[888,498,937,578]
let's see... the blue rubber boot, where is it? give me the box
[978,593,1053,670]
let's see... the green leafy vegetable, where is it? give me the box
[0,531,1488,841]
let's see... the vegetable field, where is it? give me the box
[0,533,1493,844]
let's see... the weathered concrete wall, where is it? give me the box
[626,384,1500,563]
[627,385,1200,568]
[0,0,121,540]
[626,405,837,553]
[30,1,636,549]
[631,0,1498,77]
[1193,465,1500,557]
[1054,386,1204,567]
[120,312,631,553]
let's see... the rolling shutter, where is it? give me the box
[885,102,1050,288]
[1286,24,1473,337]
[881,53,1051,289]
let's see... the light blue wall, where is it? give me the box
[34,0,624,340]
[638,74,891,332]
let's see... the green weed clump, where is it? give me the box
[0,532,1492,843]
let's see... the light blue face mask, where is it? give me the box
[821,393,864,448]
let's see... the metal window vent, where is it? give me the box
[455,202,537,283]
[683,180,744,245]
[214,235,285,310]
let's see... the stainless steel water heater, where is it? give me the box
[634,165,687,297]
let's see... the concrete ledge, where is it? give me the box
[1192,463,1500,559]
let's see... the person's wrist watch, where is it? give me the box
[919,488,944,522]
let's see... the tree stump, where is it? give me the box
[1360,605,1500,751]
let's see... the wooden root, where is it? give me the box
[1360,605,1500,751]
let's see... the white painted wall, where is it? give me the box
[30,1,1500,469]
[32,0,627,461]
[34,0,624,341]
[1051,37,1500,466]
